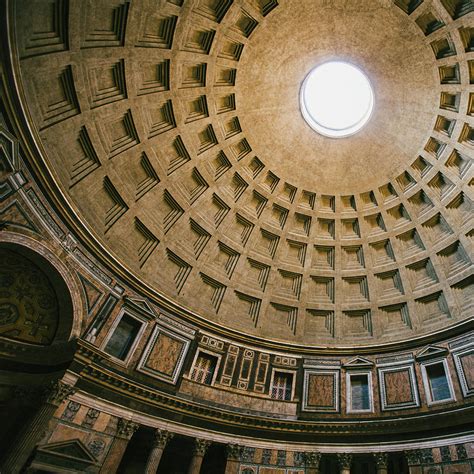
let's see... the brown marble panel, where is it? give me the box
[384,369,413,405]
[307,373,334,408]
[443,464,472,474]
[145,332,184,377]
[460,353,474,390]
[259,468,286,474]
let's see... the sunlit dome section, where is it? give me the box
[300,61,374,138]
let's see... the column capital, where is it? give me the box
[151,429,174,449]
[45,380,76,406]
[373,452,388,468]
[193,438,211,457]
[116,418,139,440]
[404,449,421,466]
[305,451,322,468]
[226,443,242,461]
[337,453,353,470]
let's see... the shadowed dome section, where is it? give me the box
[300,61,374,138]
[11,0,474,347]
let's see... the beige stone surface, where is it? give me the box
[238,0,438,194]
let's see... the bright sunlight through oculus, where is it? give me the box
[300,61,374,138]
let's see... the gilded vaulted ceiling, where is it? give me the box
[10,0,473,346]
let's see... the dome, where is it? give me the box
[0,0,473,472]
[11,0,472,348]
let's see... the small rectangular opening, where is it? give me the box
[426,362,452,402]
[191,351,218,385]
[104,314,142,361]
[271,371,293,401]
[350,373,370,411]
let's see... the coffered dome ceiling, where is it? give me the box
[11,0,473,347]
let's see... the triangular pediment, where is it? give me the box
[37,439,97,463]
[125,297,156,317]
[343,356,374,368]
[416,345,448,361]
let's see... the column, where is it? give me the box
[305,452,322,474]
[187,438,211,474]
[99,418,139,473]
[144,429,173,474]
[373,452,388,474]
[225,444,241,474]
[0,380,75,473]
[404,449,422,474]
[337,453,353,474]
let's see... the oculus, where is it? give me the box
[300,61,374,138]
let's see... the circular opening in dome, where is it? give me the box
[300,61,374,138]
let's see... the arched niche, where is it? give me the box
[0,233,82,346]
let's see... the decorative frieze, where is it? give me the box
[82,408,100,429]
[62,401,80,421]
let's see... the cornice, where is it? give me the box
[72,354,474,442]
[70,387,474,452]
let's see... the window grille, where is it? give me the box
[271,372,293,400]
[191,352,217,385]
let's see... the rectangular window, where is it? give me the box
[426,362,452,402]
[191,352,218,385]
[271,372,293,401]
[104,314,142,361]
[346,372,372,413]
[350,374,370,411]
